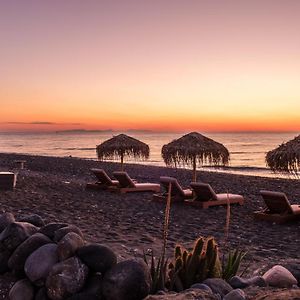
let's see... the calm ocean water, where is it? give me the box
[0,131,298,177]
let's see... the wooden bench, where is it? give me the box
[0,172,17,190]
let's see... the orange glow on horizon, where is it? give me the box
[1,1,300,133]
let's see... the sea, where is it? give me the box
[0,131,298,178]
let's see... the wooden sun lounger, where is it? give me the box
[86,168,119,190]
[153,176,193,203]
[185,182,244,209]
[254,190,300,224]
[112,171,160,194]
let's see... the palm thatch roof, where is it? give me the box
[266,134,300,174]
[162,132,229,182]
[96,133,149,162]
[162,132,230,168]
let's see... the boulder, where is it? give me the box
[67,273,103,299]
[46,256,89,300]
[76,243,117,274]
[25,243,58,286]
[19,214,45,227]
[8,233,52,274]
[0,247,12,273]
[102,259,151,300]
[39,223,68,239]
[190,283,213,293]
[0,212,15,232]
[229,275,266,289]
[0,222,38,251]
[223,289,246,300]
[35,287,50,300]
[57,232,84,261]
[203,278,233,298]
[9,278,35,300]
[284,262,300,286]
[263,265,298,288]
[53,225,83,242]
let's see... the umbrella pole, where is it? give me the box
[121,153,124,171]
[193,157,197,182]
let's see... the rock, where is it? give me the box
[144,289,218,299]
[53,225,83,242]
[190,283,213,293]
[263,265,298,287]
[35,287,49,300]
[8,233,52,274]
[0,247,12,273]
[39,223,68,239]
[0,212,15,232]
[19,214,45,227]
[76,243,117,274]
[223,289,246,300]
[203,278,233,298]
[25,243,58,286]
[66,294,99,300]
[229,275,266,288]
[284,263,300,286]
[102,259,151,300]
[66,273,103,299]
[0,222,38,251]
[46,256,89,300]
[9,278,35,300]
[57,232,84,261]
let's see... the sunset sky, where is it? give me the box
[1,0,300,132]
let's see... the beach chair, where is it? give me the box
[112,171,160,194]
[185,182,244,209]
[153,176,193,202]
[86,168,119,190]
[253,190,300,224]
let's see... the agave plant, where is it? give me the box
[143,250,168,294]
[168,237,222,291]
[222,249,247,281]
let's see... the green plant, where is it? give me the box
[168,237,222,291]
[143,250,168,294]
[222,248,247,281]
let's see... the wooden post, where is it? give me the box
[192,156,197,182]
[120,152,124,171]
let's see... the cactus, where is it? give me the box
[168,236,222,291]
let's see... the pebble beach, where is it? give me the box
[0,153,300,299]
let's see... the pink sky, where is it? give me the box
[1,0,300,132]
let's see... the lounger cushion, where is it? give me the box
[216,194,244,202]
[159,176,186,197]
[260,190,293,214]
[113,172,136,188]
[190,183,218,201]
[91,168,118,186]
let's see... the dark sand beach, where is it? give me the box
[0,153,300,298]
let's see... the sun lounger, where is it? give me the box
[185,182,244,209]
[112,171,160,194]
[86,168,119,190]
[153,176,193,202]
[254,190,300,224]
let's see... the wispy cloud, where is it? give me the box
[2,121,83,125]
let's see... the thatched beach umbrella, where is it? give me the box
[96,133,149,171]
[162,132,230,181]
[266,134,300,175]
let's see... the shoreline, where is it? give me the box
[0,151,295,180]
[0,152,300,297]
